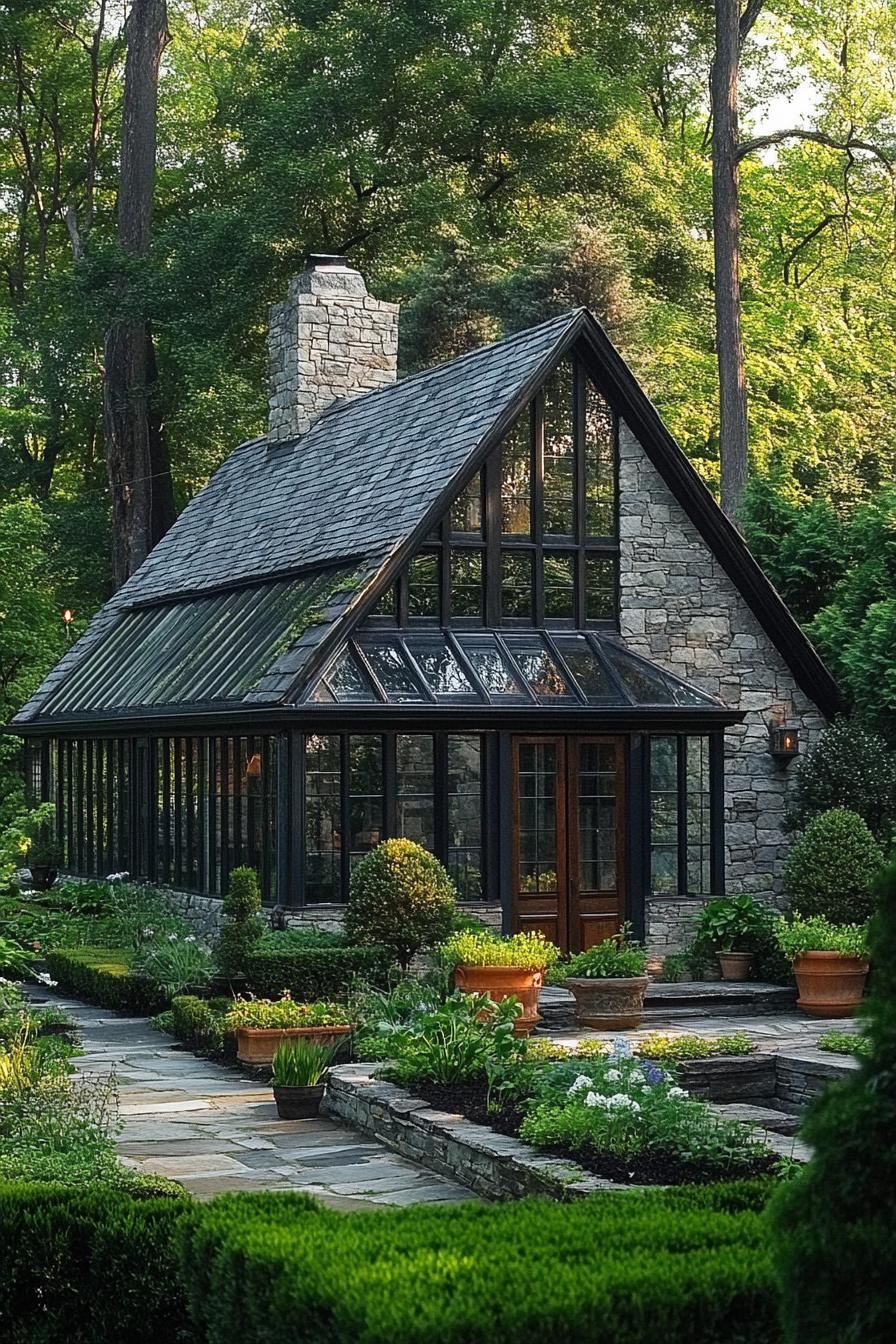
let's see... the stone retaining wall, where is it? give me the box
[774,1050,858,1114]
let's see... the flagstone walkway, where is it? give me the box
[35,989,473,1209]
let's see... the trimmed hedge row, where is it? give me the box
[244,943,393,1000]
[46,946,168,1015]
[0,1183,196,1344]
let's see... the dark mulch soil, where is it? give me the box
[411,1077,780,1187]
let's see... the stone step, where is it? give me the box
[539,980,796,1028]
[712,1102,801,1136]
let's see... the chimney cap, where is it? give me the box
[305,252,349,270]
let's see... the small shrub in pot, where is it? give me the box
[784,807,883,924]
[554,926,649,1030]
[775,914,870,1017]
[346,839,457,968]
[440,930,561,1036]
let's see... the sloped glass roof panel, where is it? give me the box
[40,567,357,716]
[356,641,428,703]
[551,634,615,702]
[503,636,576,701]
[599,639,722,707]
[316,648,377,703]
[455,636,529,700]
[406,637,476,699]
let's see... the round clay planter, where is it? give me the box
[793,952,870,1018]
[235,1024,352,1066]
[453,964,544,1037]
[564,975,650,1030]
[273,1082,326,1120]
[718,951,754,982]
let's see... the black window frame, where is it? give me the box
[645,732,725,898]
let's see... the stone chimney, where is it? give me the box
[267,254,399,440]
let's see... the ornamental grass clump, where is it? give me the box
[440,929,561,970]
[271,1037,336,1088]
[224,994,352,1031]
[346,839,457,967]
[784,807,883,923]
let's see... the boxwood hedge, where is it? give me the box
[46,946,168,1015]
[243,943,392,1001]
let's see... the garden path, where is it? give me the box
[32,988,474,1209]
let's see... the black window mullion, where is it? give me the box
[434,733,448,865]
[574,359,588,624]
[384,734,397,838]
[710,731,726,896]
[205,737,216,894]
[440,517,451,622]
[676,736,688,895]
[339,734,351,902]
[484,445,501,626]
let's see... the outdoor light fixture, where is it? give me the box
[768,722,800,761]
[61,609,74,641]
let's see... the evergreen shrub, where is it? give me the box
[346,839,457,966]
[46,946,167,1014]
[214,866,262,979]
[244,944,392,1000]
[783,808,883,923]
[786,716,896,840]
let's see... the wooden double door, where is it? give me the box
[511,735,626,954]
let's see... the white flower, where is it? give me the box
[184,935,196,944]
[610,1037,632,1058]
[605,1068,621,1081]
[33,971,58,987]
[607,1094,641,1113]
[667,1087,688,1099]
[168,933,178,942]
[568,1074,592,1095]
[584,1091,609,1108]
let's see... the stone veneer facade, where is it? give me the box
[617,423,827,952]
[267,258,399,440]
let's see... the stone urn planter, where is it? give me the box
[235,1024,352,1067]
[718,951,754,982]
[793,952,870,1017]
[564,975,650,1030]
[273,1081,326,1120]
[453,964,544,1037]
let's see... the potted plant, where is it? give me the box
[271,1037,336,1119]
[775,914,870,1017]
[693,894,773,981]
[225,993,354,1065]
[440,929,561,1037]
[27,826,62,892]
[554,926,650,1029]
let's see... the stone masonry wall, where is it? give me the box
[618,423,827,938]
[267,258,399,439]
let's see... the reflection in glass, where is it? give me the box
[369,585,396,620]
[552,635,614,700]
[448,735,482,899]
[321,648,377,703]
[686,735,711,894]
[543,552,575,621]
[397,735,434,849]
[578,742,618,891]
[501,551,533,619]
[304,735,341,902]
[650,736,678,894]
[602,640,678,704]
[585,379,615,536]
[450,550,483,620]
[451,472,483,534]
[517,741,558,893]
[349,735,383,868]
[585,554,616,622]
[501,413,531,535]
[543,361,575,535]
[361,643,425,701]
[413,639,475,696]
[407,552,439,619]
[458,637,527,697]
[506,638,573,699]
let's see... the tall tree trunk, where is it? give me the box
[711,0,750,521]
[103,0,175,589]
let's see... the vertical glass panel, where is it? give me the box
[578,742,618,892]
[585,379,615,536]
[304,735,342,903]
[501,412,531,535]
[448,735,482,900]
[543,361,575,535]
[506,637,573,700]
[369,585,397,621]
[322,648,377,703]
[412,638,475,697]
[360,643,426,702]
[450,550,483,621]
[458,636,527,698]
[451,472,483,534]
[552,635,614,701]
[396,735,435,850]
[349,735,383,869]
[543,552,576,621]
[501,550,533,620]
[650,736,679,895]
[517,742,558,893]
[407,551,440,619]
[585,554,616,623]
[686,735,712,894]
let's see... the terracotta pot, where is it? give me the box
[453,963,544,1037]
[273,1082,326,1120]
[564,976,650,1030]
[235,1024,352,1066]
[793,952,870,1018]
[718,951,754,982]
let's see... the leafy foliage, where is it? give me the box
[214,866,262,979]
[817,1029,872,1059]
[346,839,457,966]
[692,895,774,955]
[440,928,561,970]
[785,717,896,841]
[554,927,647,980]
[383,993,523,1087]
[784,808,884,923]
[774,914,869,960]
[131,935,214,999]
[271,1036,336,1088]
[224,994,352,1030]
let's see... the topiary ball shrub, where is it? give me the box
[770,858,896,1343]
[346,839,457,968]
[215,866,262,980]
[786,715,896,841]
[784,807,883,924]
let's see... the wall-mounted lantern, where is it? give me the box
[768,722,800,761]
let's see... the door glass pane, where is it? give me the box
[543,552,575,621]
[304,735,342,903]
[585,379,615,536]
[506,637,574,700]
[501,413,531,535]
[412,638,475,697]
[585,554,616,622]
[349,735,383,869]
[517,742,557,893]
[408,552,440,619]
[578,742,617,892]
[450,550,483,620]
[552,635,614,701]
[686,735,712,894]
[448,735,482,900]
[543,362,575,535]
[458,636,527,698]
[360,643,426,702]
[501,551,533,619]
[397,734,435,850]
[650,736,679,894]
[451,472,483,534]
